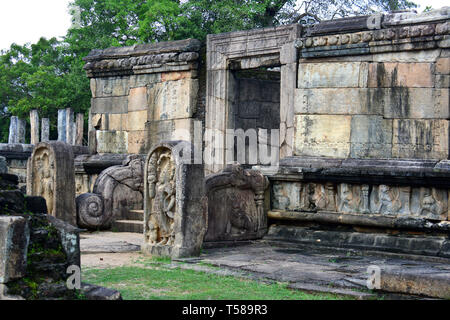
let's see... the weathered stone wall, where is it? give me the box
[84,39,202,155]
[244,8,450,256]
[293,8,450,160]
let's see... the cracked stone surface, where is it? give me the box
[188,241,450,299]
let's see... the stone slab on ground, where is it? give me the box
[80,232,142,254]
[188,241,450,299]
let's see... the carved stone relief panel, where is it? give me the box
[271,180,448,221]
[143,141,205,258]
[204,164,269,242]
[410,187,448,220]
[146,149,176,246]
[27,141,76,225]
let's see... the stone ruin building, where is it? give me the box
[1,7,449,298]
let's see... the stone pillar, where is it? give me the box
[75,113,84,146]
[57,109,67,142]
[65,108,74,145]
[41,118,50,142]
[30,110,40,145]
[143,141,206,258]
[27,141,76,226]
[16,118,26,144]
[72,122,77,145]
[8,117,18,144]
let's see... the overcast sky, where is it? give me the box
[0,0,448,52]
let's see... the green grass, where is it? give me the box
[82,258,352,300]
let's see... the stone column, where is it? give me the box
[57,109,67,142]
[30,110,40,145]
[8,117,18,144]
[65,108,74,145]
[41,118,50,142]
[16,118,26,144]
[75,113,84,146]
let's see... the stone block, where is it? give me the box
[294,88,382,115]
[372,50,441,63]
[27,141,77,226]
[96,131,128,154]
[147,119,195,151]
[128,130,147,154]
[436,57,450,74]
[143,141,205,258]
[91,96,128,114]
[91,77,129,98]
[392,119,449,159]
[128,87,148,112]
[161,71,192,82]
[129,73,161,88]
[0,216,29,283]
[105,114,128,131]
[368,62,434,87]
[127,110,148,131]
[350,115,393,158]
[294,115,352,158]
[435,75,450,88]
[380,88,449,119]
[149,79,198,121]
[272,182,302,211]
[298,62,366,88]
[280,42,297,64]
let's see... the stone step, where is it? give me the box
[126,210,144,221]
[265,224,450,259]
[112,220,143,234]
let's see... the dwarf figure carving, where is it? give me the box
[338,183,360,213]
[419,188,445,219]
[371,185,402,215]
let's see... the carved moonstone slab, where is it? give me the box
[27,141,76,226]
[143,141,205,258]
[204,164,269,242]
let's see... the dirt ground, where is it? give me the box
[80,231,144,269]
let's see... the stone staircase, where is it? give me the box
[112,209,144,233]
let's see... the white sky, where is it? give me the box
[0,0,448,52]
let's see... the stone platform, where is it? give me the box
[191,241,450,299]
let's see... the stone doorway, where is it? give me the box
[227,67,281,168]
[205,24,301,174]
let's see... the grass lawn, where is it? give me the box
[82,257,354,300]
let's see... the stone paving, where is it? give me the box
[80,232,450,299]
